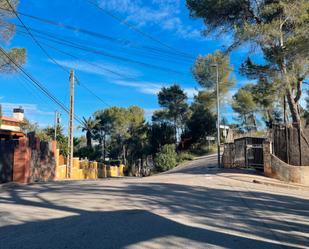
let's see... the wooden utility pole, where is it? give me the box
[214,64,221,168]
[54,110,58,141]
[67,70,75,178]
[54,111,60,141]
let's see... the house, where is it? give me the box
[0,107,25,140]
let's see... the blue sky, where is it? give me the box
[1,0,260,133]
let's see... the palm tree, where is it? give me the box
[79,117,97,148]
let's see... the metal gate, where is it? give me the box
[0,140,16,183]
[246,144,264,171]
[233,137,265,170]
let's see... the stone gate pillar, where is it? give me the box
[263,140,272,177]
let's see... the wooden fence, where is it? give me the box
[272,124,309,166]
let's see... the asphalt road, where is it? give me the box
[0,154,309,249]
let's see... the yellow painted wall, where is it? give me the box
[55,159,125,180]
[56,165,67,180]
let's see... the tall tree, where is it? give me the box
[38,125,68,156]
[157,84,189,146]
[94,106,145,164]
[148,122,175,154]
[19,118,39,134]
[0,0,26,73]
[93,109,113,161]
[232,87,257,132]
[187,0,309,127]
[79,117,97,149]
[185,91,216,144]
[193,51,235,100]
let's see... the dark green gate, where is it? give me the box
[0,140,15,183]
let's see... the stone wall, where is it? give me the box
[222,143,235,168]
[263,141,309,185]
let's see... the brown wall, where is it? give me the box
[13,138,31,183]
[12,137,57,183]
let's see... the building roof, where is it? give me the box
[1,116,21,123]
[0,129,25,138]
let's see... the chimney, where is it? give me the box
[13,106,24,122]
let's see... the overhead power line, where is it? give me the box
[16,27,190,76]
[4,1,111,107]
[0,6,194,61]
[22,24,191,64]
[85,0,196,60]
[4,0,70,75]
[14,24,191,66]
[0,47,84,125]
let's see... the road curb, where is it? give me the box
[252,179,309,190]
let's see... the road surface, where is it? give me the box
[0,154,309,249]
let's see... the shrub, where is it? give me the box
[189,143,216,156]
[177,152,194,163]
[154,144,177,172]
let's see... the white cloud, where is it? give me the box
[113,80,163,95]
[98,0,202,40]
[52,59,199,98]
[1,102,54,117]
[113,80,198,98]
[54,59,142,79]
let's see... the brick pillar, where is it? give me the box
[51,141,57,157]
[263,140,272,177]
[13,137,31,183]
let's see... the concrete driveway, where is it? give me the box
[0,154,309,249]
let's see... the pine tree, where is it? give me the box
[0,0,26,73]
[187,0,309,127]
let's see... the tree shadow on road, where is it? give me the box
[0,180,308,248]
[0,209,290,249]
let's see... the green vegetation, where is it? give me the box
[193,51,235,99]
[0,0,26,73]
[38,126,68,156]
[71,83,219,173]
[156,84,189,146]
[13,78,218,174]
[189,143,217,157]
[154,144,177,172]
[177,152,194,163]
[187,0,309,128]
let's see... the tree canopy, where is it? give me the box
[157,84,189,145]
[193,50,235,96]
[0,0,26,73]
[187,0,309,126]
